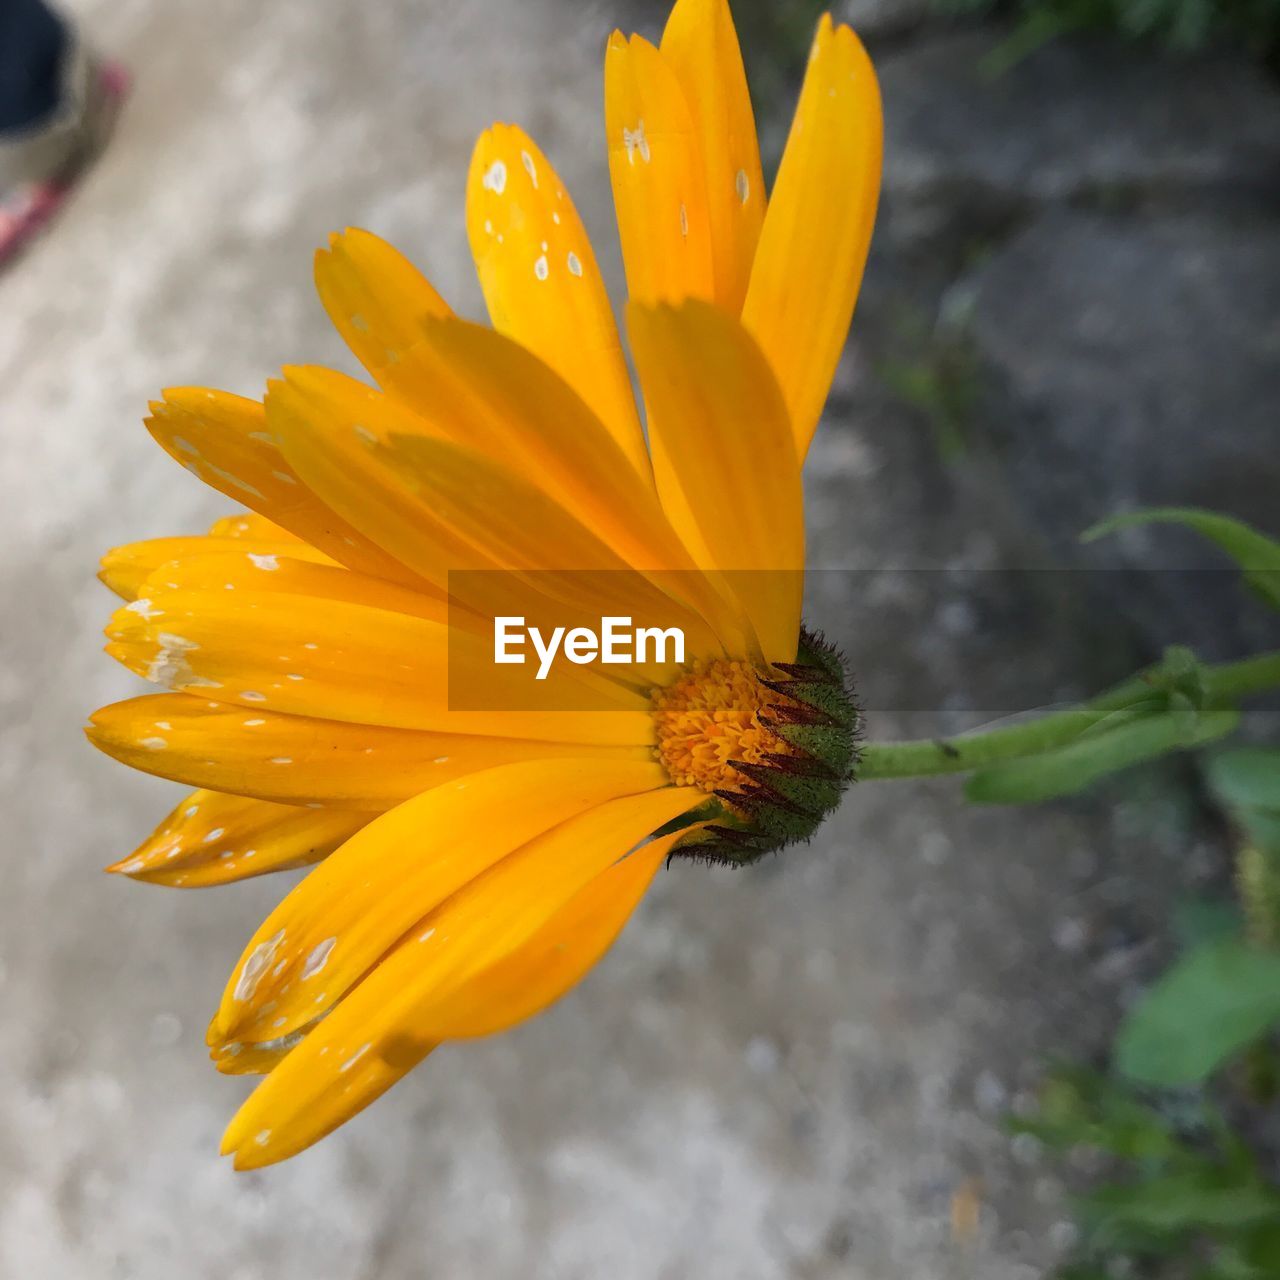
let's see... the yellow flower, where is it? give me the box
[86,0,881,1168]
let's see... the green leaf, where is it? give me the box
[1083,1168,1279,1239]
[1235,1220,1280,1277]
[1174,896,1242,948]
[1083,507,1280,611]
[1206,749,1280,816]
[1010,1065,1182,1161]
[1239,810,1280,855]
[965,710,1240,805]
[1116,939,1280,1087]
[1206,750,1280,855]
[1080,1172,1280,1259]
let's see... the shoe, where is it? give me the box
[0,53,130,268]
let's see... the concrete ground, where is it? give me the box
[0,2,1221,1276]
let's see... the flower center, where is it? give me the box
[648,631,863,867]
[650,659,795,796]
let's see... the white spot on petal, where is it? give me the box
[566,252,583,277]
[735,168,750,204]
[521,150,538,188]
[302,937,337,980]
[247,553,278,571]
[623,121,650,164]
[147,633,200,687]
[234,930,286,1003]
[339,1043,371,1073]
[534,254,549,281]
[482,159,507,194]
[206,463,264,500]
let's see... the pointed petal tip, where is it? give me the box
[218,1122,241,1159]
[231,1145,274,1172]
[157,386,206,408]
[221,1108,283,1170]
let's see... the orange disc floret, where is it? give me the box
[650,658,798,795]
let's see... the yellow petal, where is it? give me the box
[422,828,690,1039]
[313,227,451,379]
[87,694,646,808]
[215,823,682,1093]
[269,361,736,665]
[105,581,648,740]
[265,368,499,593]
[466,125,648,476]
[604,31,714,304]
[375,415,641,575]
[369,321,742,655]
[660,0,765,312]
[221,789,699,1168]
[99,536,333,601]
[210,758,674,1047]
[106,788,372,887]
[375,316,680,573]
[371,429,739,682]
[211,829,675,1079]
[628,299,804,662]
[147,388,418,585]
[211,1027,312,1076]
[206,513,300,541]
[740,16,882,455]
[132,548,446,623]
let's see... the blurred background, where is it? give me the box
[2,0,1278,1275]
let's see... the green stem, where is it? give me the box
[858,651,1280,781]
[1204,651,1280,702]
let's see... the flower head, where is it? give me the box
[87,0,881,1168]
